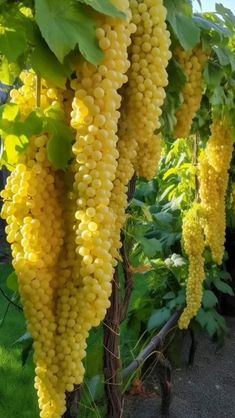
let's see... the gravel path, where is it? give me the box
[124,317,235,418]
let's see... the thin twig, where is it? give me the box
[0,287,23,311]
[122,311,181,379]
[36,75,41,108]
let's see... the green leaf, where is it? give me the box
[45,116,74,170]
[205,310,219,337]
[20,111,44,137]
[0,29,27,62]
[202,289,218,309]
[31,37,70,88]
[213,46,230,67]
[147,307,171,331]
[210,86,226,106]
[3,134,29,167]
[214,277,234,296]
[86,375,102,400]
[35,0,104,64]
[167,59,187,91]
[196,307,208,328]
[6,271,18,292]
[0,58,20,85]
[0,263,13,284]
[166,1,200,51]
[138,237,162,258]
[204,61,224,87]
[193,15,231,37]
[77,0,126,19]
[2,104,19,121]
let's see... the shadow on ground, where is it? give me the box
[124,317,235,418]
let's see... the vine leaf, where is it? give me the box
[202,290,218,309]
[35,0,104,64]
[77,0,126,19]
[31,37,71,88]
[6,271,18,292]
[165,0,200,50]
[0,29,27,62]
[147,307,171,331]
[45,111,74,170]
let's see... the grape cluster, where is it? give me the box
[179,204,205,329]
[174,46,209,139]
[10,70,63,119]
[199,118,233,264]
[1,1,173,416]
[1,137,66,417]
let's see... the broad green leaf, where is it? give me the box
[47,132,72,170]
[166,1,200,51]
[210,86,225,106]
[167,59,187,91]
[85,327,104,378]
[214,277,234,296]
[174,14,200,51]
[213,46,230,67]
[0,263,13,284]
[3,134,29,167]
[147,307,171,331]
[0,29,27,61]
[202,289,218,309]
[35,0,104,64]
[2,104,19,121]
[196,307,208,328]
[6,271,18,292]
[20,111,44,137]
[205,310,218,337]
[77,0,126,19]
[0,58,20,85]
[86,375,102,400]
[204,61,224,87]
[31,37,70,88]
[46,118,73,170]
[215,3,235,32]
[193,15,231,37]
[138,237,162,258]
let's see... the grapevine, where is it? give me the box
[0,1,234,417]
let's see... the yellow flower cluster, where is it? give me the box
[174,46,209,139]
[199,118,234,264]
[179,204,205,329]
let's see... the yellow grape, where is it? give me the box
[174,46,209,139]
[109,0,171,262]
[1,137,66,417]
[199,118,233,264]
[63,0,135,391]
[179,204,205,329]
[10,70,64,120]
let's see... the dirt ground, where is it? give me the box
[124,317,235,418]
